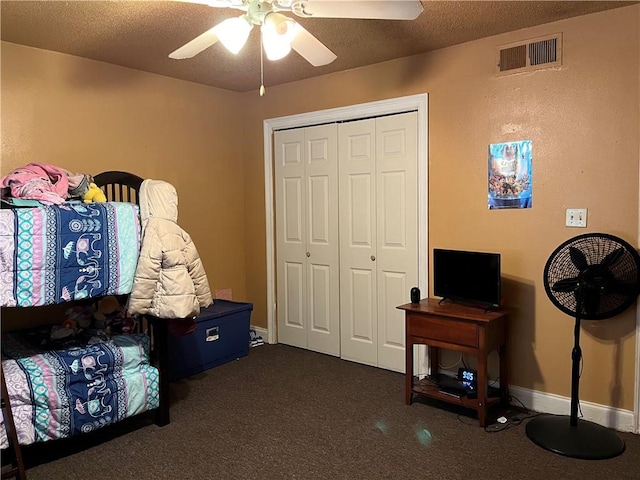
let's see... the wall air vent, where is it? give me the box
[497,33,562,75]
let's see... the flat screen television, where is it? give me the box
[433,248,502,309]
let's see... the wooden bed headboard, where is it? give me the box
[94,171,143,204]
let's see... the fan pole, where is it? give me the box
[569,315,581,427]
[526,306,626,459]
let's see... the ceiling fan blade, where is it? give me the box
[291,0,423,20]
[169,26,220,59]
[290,24,337,66]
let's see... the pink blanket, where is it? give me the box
[1,163,69,205]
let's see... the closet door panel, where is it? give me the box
[342,267,376,366]
[309,263,331,331]
[349,174,374,246]
[283,260,305,327]
[378,269,407,359]
[283,178,304,243]
[375,112,418,372]
[276,129,308,349]
[339,119,378,366]
[305,124,340,356]
[380,171,407,247]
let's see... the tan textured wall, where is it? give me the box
[0,42,248,308]
[240,6,640,410]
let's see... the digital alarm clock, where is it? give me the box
[458,368,477,390]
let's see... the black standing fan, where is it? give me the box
[526,233,640,459]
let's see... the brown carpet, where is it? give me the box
[19,344,640,479]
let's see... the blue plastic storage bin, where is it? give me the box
[168,300,253,381]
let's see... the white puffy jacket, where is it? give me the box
[128,179,212,319]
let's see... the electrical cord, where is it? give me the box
[454,387,542,432]
[483,393,541,432]
[438,352,463,370]
[484,411,541,432]
[432,373,544,431]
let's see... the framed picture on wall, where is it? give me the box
[488,140,532,209]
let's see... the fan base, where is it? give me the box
[526,414,625,459]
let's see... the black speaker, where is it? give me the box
[410,287,420,304]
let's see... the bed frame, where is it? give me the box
[1,171,169,479]
[1,363,24,479]
[93,171,143,204]
[93,171,171,427]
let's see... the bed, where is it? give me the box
[0,170,170,479]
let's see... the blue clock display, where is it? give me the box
[459,368,477,391]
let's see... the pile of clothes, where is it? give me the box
[0,162,101,206]
[22,296,138,352]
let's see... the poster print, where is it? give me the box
[488,140,532,209]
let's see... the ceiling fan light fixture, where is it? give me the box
[262,37,292,61]
[261,12,300,61]
[170,0,421,67]
[215,16,253,54]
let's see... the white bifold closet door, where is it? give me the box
[338,112,418,372]
[275,111,418,372]
[275,124,341,357]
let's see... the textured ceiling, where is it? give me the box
[1,1,635,93]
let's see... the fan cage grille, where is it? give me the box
[544,234,640,320]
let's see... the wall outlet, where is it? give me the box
[566,208,587,228]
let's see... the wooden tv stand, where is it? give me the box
[397,298,509,427]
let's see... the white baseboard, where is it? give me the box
[423,368,635,433]
[507,384,634,433]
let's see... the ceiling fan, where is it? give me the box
[169,0,424,68]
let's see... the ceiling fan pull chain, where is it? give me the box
[259,34,266,96]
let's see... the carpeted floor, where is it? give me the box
[18,344,640,479]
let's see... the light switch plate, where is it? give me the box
[566,208,587,227]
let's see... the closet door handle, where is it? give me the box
[306,252,311,257]
[371,255,376,261]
